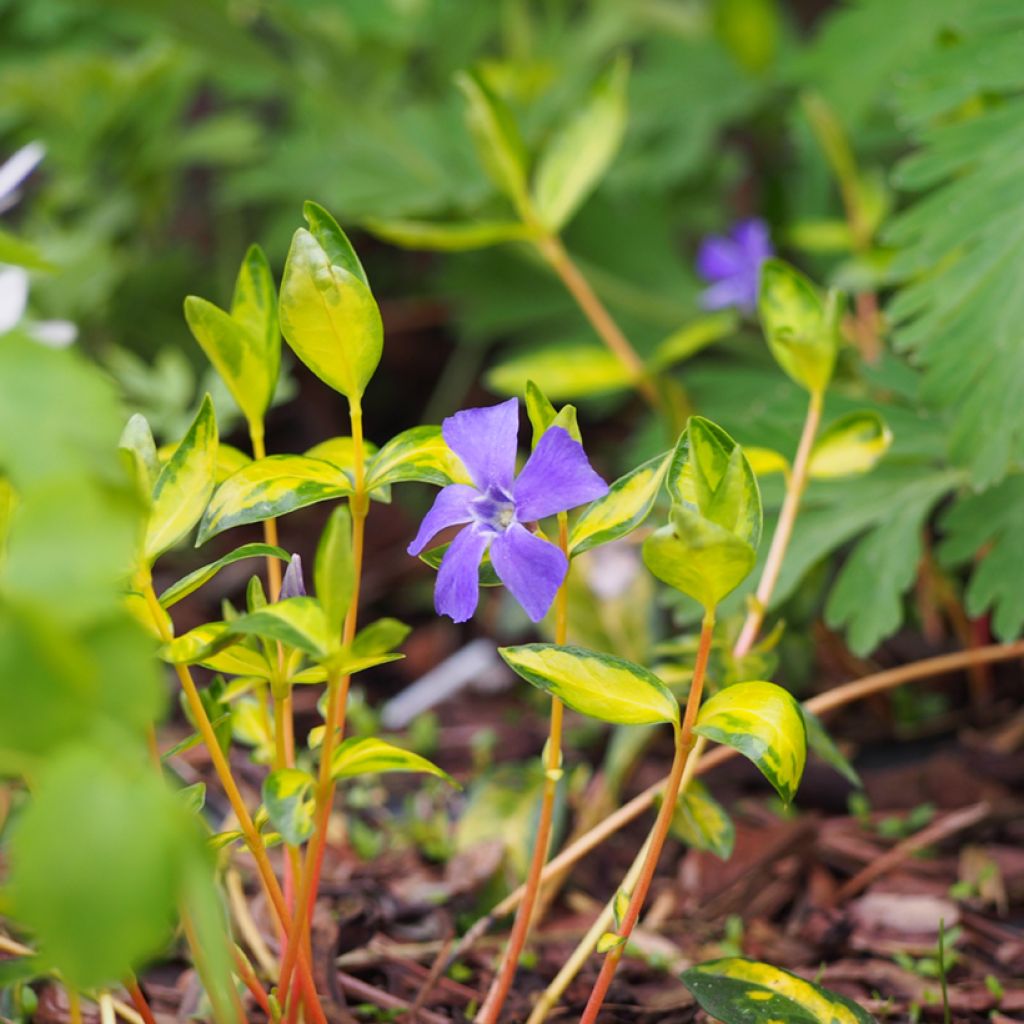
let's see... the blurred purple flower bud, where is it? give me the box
[280,554,306,600]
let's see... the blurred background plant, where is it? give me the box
[3,0,1023,678]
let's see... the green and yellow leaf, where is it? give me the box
[570,452,670,556]
[229,598,334,660]
[160,622,238,665]
[364,217,533,251]
[758,259,840,394]
[262,768,316,846]
[158,543,287,608]
[694,681,807,805]
[670,779,735,860]
[532,56,629,231]
[499,644,678,727]
[681,957,875,1024]
[486,343,630,401]
[365,425,472,491]
[278,203,382,402]
[809,411,892,479]
[331,737,456,786]
[144,396,218,562]
[197,454,352,544]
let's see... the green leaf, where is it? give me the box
[642,507,756,609]
[486,342,629,400]
[229,598,333,660]
[887,17,1024,488]
[231,244,280,374]
[569,452,670,556]
[198,454,353,544]
[352,618,411,656]
[184,246,279,430]
[316,505,354,636]
[8,746,193,989]
[647,311,739,373]
[331,736,456,786]
[364,217,533,251]
[669,417,762,548]
[158,543,288,608]
[365,425,472,490]
[694,681,807,805]
[455,68,529,210]
[596,932,627,954]
[119,413,159,494]
[758,259,839,394]
[525,380,580,448]
[262,768,316,846]
[669,779,735,860]
[744,446,790,478]
[144,395,218,562]
[809,411,892,479]
[278,204,383,402]
[160,622,238,666]
[681,957,876,1024]
[499,644,678,727]
[801,707,861,788]
[532,56,629,231]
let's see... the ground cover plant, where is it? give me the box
[2,1,1024,1022]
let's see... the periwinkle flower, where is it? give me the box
[696,218,773,314]
[408,398,608,623]
[280,554,306,600]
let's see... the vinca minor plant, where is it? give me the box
[0,189,893,1024]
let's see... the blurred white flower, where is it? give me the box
[0,141,76,347]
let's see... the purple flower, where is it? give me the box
[696,218,773,314]
[280,554,306,600]
[408,399,608,624]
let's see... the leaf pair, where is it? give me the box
[643,417,762,609]
[262,737,456,846]
[500,645,806,804]
[366,57,629,250]
[184,245,279,434]
[460,55,628,232]
[759,259,842,395]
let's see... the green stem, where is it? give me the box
[733,388,823,657]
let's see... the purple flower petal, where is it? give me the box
[435,524,492,623]
[513,427,608,522]
[442,398,519,491]
[407,484,477,556]
[700,275,757,313]
[489,522,568,622]
[696,236,743,282]
[732,218,773,264]
[280,554,306,599]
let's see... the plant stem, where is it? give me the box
[474,514,571,1024]
[278,402,368,1016]
[142,583,326,1024]
[125,980,158,1024]
[733,389,823,657]
[578,609,715,1024]
[68,990,83,1024]
[250,425,283,601]
[536,235,660,410]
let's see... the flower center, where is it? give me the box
[469,485,516,533]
